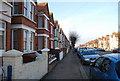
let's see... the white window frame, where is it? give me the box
[24,0,28,17]
[30,32,34,51]
[24,30,34,53]
[12,29,18,50]
[0,21,6,56]
[24,30,28,52]
[30,2,34,20]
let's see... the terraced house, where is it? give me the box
[11,0,37,53]
[80,32,119,51]
[0,1,71,79]
[0,0,12,67]
[36,2,50,51]
[54,20,59,49]
[49,12,55,49]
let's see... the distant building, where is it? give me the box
[79,32,119,50]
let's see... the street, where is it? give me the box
[42,50,113,80]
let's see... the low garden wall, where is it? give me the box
[2,50,48,80]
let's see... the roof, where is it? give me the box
[103,53,120,61]
[37,2,48,6]
[37,2,50,17]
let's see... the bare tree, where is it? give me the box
[69,31,79,48]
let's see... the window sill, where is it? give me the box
[23,51,36,54]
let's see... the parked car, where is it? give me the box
[80,50,100,65]
[112,48,120,53]
[89,53,120,81]
[96,48,105,52]
[77,47,88,58]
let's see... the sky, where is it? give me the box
[38,0,118,47]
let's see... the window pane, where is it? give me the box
[0,22,5,28]
[0,31,4,50]
[24,30,28,50]
[101,59,111,72]
[95,57,104,68]
[0,22,2,28]
[13,30,18,50]
[14,2,19,14]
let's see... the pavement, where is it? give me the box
[42,50,88,79]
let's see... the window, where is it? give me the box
[51,26,53,34]
[95,57,105,68]
[101,58,111,72]
[38,37,43,50]
[24,0,28,17]
[12,30,18,50]
[30,32,34,50]
[0,31,4,50]
[14,2,19,14]
[24,30,28,50]
[38,16,43,27]
[44,18,48,29]
[30,3,34,20]
[0,22,5,50]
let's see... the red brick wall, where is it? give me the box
[37,29,49,35]
[12,16,36,29]
[6,22,11,51]
[18,29,24,52]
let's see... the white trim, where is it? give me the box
[50,38,54,40]
[30,0,36,6]
[11,24,36,32]
[37,34,49,37]
[42,14,50,20]
[50,22,54,26]
[38,13,50,20]
[2,0,13,8]
[0,21,6,53]
[37,27,49,32]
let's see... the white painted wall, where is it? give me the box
[59,51,63,60]
[3,50,48,80]
[0,1,12,23]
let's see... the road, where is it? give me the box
[81,50,113,77]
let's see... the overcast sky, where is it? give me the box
[38,0,118,46]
